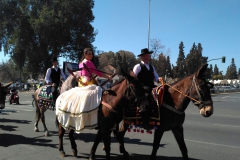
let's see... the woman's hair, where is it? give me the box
[79,48,95,63]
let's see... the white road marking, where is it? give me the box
[185,139,240,149]
[214,124,240,128]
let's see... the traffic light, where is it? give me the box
[222,56,226,63]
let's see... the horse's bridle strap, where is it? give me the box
[164,78,202,105]
[162,103,184,114]
[101,101,118,113]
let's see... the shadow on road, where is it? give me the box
[0,133,56,148]
[79,153,200,160]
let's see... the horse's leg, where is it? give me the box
[172,126,189,160]
[34,103,41,132]
[40,109,49,136]
[58,124,66,157]
[68,129,77,157]
[150,128,164,160]
[101,128,111,160]
[89,129,102,160]
[114,123,129,159]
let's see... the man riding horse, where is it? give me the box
[44,57,66,104]
[133,48,162,130]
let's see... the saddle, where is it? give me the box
[123,85,165,133]
[38,85,55,110]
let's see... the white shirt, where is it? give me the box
[45,66,66,84]
[133,61,160,82]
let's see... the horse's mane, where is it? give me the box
[170,76,188,85]
[103,78,125,96]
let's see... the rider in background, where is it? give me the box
[45,57,66,104]
[10,87,17,101]
[133,48,162,130]
[37,82,43,89]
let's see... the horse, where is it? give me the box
[58,71,133,159]
[55,69,150,160]
[0,87,7,113]
[0,82,12,113]
[150,64,214,160]
[33,82,62,136]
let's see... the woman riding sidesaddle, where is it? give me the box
[55,48,112,133]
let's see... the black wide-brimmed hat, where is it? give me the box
[51,57,58,62]
[137,48,153,57]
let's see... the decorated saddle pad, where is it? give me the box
[56,84,102,133]
[123,85,165,133]
[38,85,54,110]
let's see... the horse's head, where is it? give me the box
[190,64,214,117]
[0,87,7,109]
[60,73,78,94]
[121,69,150,112]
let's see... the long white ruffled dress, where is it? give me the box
[55,84,102,133]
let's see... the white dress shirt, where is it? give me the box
[133,61,160,82]
[45,66,66,84]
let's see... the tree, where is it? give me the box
[213,64,219,75]
[185,43,207,75]
[0,0,96,78]
[225,58,238,79]
[98,50,137,74]
[172,41,186,78]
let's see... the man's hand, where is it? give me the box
[158,77,165,85]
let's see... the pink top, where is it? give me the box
[79,59,103,77]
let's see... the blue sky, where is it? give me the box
[1,0,240,75]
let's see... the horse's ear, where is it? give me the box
[121,68,135,82]
[196,63,208,77]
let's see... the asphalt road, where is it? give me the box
[0,91,240,160]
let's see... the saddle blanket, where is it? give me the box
[56,84,102,133]
[38,85,54,110]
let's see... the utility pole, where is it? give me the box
[148,0,151,49]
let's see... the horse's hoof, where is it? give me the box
[150,155,156,160]
[72,149,77,157]
[60,151,65,157]
[44,131,49,137]
[123,152,130,159]
[34,128,39,132]
[89,153,95,160]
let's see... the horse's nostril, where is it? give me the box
[206,111,211,116]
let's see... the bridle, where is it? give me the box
[162,75,212,111]
[101,79,147,112]
[190,75,213,109]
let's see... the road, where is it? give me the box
[0,91,240,160]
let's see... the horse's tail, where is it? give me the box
[55,115,59,129]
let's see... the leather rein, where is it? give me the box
[161,75,208,114]
[101,80,142,113]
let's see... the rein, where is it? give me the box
[160,76,202,105]
[101,79,139,113]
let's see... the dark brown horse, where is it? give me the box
[0,82,12,113]
[56,69,149,160]
[150,64,214,160]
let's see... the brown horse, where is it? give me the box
[0,82,12,113]
[150,64,214,160]
[58,71,133,159]
[56,69,150,160]
[33,82,62,136]
[0,87,7,113]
